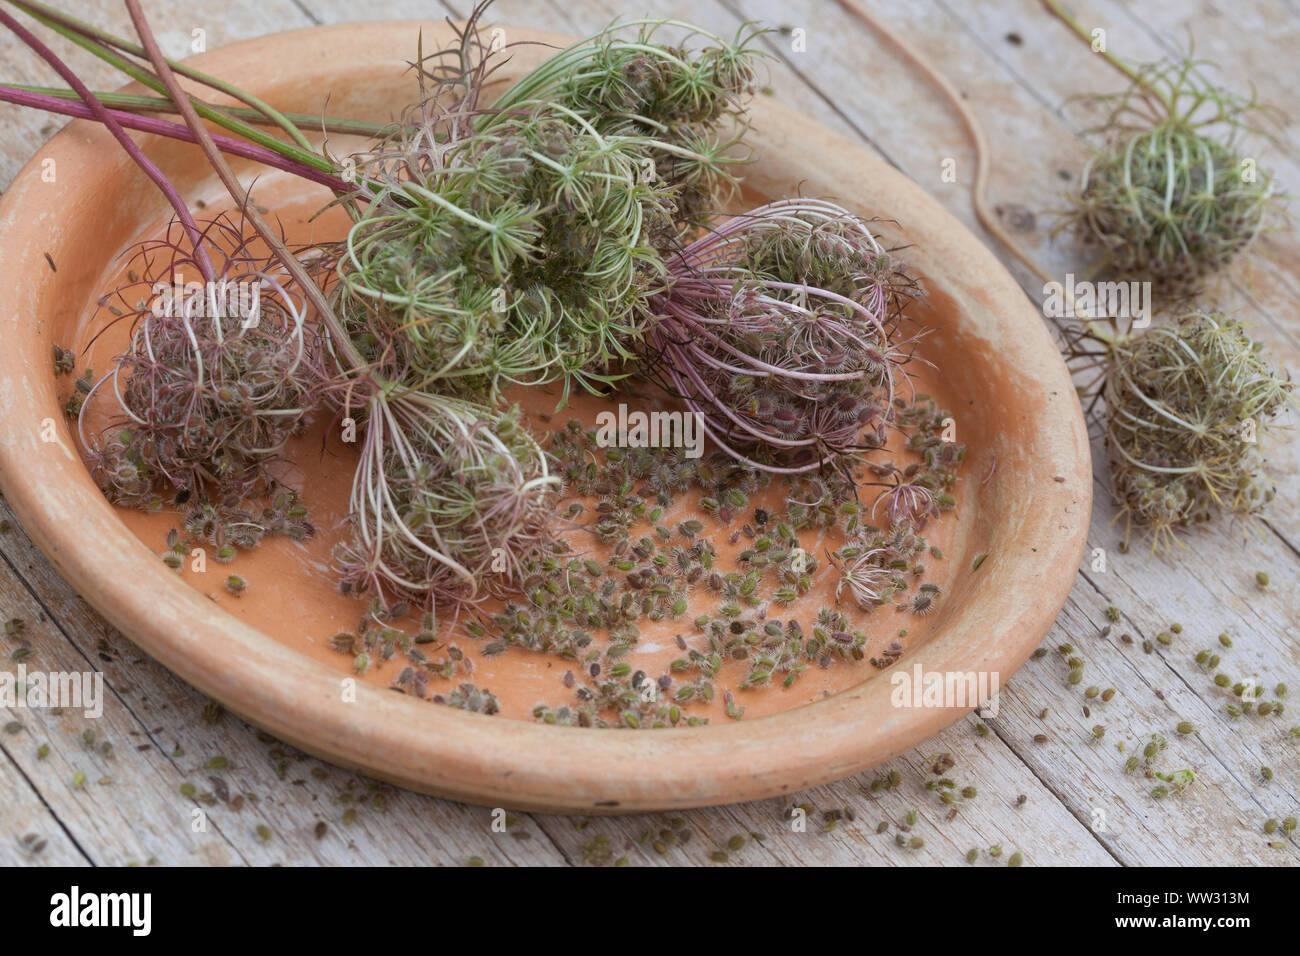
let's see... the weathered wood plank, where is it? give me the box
[533,714,1118,866]
[0,497,570,865]
[0,0,1295,866]
[0,743,91,866]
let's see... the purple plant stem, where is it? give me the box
[0,6,214,281]
[123,0,367,376]
[0,84,346,192]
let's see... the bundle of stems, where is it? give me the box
[0,0,355,185]
[3,1,559,611]
[323,3,762,406]
[2,1,928,612]
[2,2,765,410]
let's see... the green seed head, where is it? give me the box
[1103,313,1292,550]
[1067,55,1278,292]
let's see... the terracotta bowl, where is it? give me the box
[0,21,1090,811]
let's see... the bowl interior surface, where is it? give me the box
[0,20,1090,811]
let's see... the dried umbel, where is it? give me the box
[1065,57,1280,293]
[1089,311,1293,548]
[336,394,559,611]
[80,215,323,511]
[331,101,676,407]
[319,9,695,407]
[492,16,764,232]
[642,199,917,473]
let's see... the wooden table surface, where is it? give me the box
[0,0,1296,867]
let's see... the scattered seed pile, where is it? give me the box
[358,391,965,726]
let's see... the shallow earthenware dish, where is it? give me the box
[0,21,1090,811]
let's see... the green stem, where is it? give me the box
[8,82,386,137]
[9,0,315,148]
[493,37,692,111]
[1086,321,1118,347]
[1041,0,1142,84]
[1040,0,1172,114]
[5,0,331,172]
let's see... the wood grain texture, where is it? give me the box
[0,0,1296,865]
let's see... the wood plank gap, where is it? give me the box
[0,739,96,865]
[289,0,322,26]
